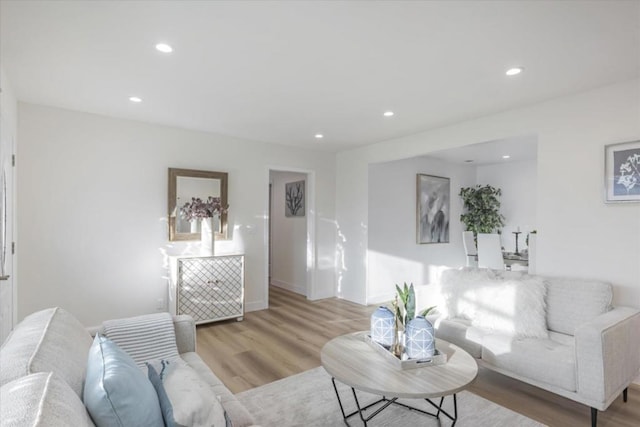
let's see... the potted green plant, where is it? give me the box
[391,283,437,357]
[459,184,505,236]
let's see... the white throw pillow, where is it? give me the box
[145,358,226,427]
[440,268,496,320]
[471,277,548,338]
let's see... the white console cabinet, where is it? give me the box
[169,255,244,324]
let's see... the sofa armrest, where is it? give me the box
[574,306,640,409]
[173,315,196,354]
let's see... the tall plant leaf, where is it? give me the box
[405,283,415,324]
[419,305,437,317]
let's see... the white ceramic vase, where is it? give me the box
[405,316,435,360]
[370,306,395,347]
[200,217,215,256]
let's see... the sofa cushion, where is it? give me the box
[482,333,576,392]
[103,312,180,368]
[0,307,92,397]
[83,334,164,427]
[431,317,485,359]
[0,372,94,427]
[181,352,256,427]
[145,358,226,427]
[546,278,612,335]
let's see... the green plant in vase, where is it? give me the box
[391,283,437,357]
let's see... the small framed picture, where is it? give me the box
[604,140,640,203]
[285,180,305,217]
[417,174,450,244]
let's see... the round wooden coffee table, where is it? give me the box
[321,331,478,426]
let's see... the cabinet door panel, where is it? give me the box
[176,256,244,324]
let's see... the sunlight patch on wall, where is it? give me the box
[367,250,424,305]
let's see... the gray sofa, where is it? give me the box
[0,307,258,427]
[416,267,640,426]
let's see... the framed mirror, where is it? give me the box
[168,168,228,241]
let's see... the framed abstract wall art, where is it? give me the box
[416,174,450,244]
[285,180,305,217]
[604,140,640,203]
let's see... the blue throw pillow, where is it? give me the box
[146,362,177,427]
[84,334,164,427]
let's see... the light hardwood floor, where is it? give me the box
[196,286,639,427]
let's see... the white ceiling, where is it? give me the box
[1,1,639,152]
[427,134,538,166]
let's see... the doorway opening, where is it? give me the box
[267,168,315,306]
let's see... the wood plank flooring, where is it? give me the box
[196,286,639,427]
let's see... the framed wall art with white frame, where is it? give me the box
[604,140,640,203]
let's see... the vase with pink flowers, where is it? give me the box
[180,196,228,255]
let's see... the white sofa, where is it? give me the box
[417,267,640,427]
[0,307,258,427]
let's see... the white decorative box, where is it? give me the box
[364,334,447,370]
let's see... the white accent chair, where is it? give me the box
[462,231,477,267]
[477,233,504,270]
[528,233,537,275]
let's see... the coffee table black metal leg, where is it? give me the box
[428,394,458,426]
[331,377,350,421]
[435,396,444,418]
[331,377,459,426]
[330,377,396,426]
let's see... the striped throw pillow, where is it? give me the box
[103,312,180,367]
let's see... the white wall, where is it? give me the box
[477,159,537,252]
[0,66,18,340]
[336,79,640,309]
[17,103,336,327]
[367,155,538,304]
[270,171,307,295]
[368,156,476,304]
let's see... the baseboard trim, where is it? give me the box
[367,292,394,306]
[308,288,336,300]
[245,300,267,312]
[270,279,306,296]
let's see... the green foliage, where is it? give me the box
[395,283,415,327]
[394,283,438,327]
[419,305,437,317]
[459,185,505,235]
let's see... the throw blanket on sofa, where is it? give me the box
[103,312,180,367]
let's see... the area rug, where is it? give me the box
[236,366,546,426]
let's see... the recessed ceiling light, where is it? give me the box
[506,67,523,76]
[315,134,324,139]
[502,155,511,159]
[155,43,173,53]
[129,96,142,103]
[383,111,394,117]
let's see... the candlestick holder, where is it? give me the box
[512,231,522,255]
